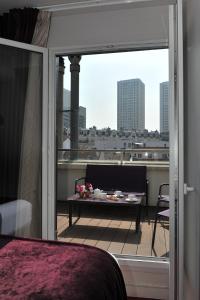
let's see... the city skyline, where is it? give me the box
[63,77,169,132]
[64,49,169,131]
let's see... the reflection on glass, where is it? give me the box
[0,45,43,238]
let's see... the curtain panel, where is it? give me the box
[0,8,39,43]
[17,10,51,237]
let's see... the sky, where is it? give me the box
[64,49,169,131]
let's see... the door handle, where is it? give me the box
[184,183,195,195]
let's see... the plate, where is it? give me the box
[125,198,138,202]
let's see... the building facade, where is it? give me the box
[79,106,86,129]
[63,88,71,128]
[117,78,145,131]
[160,81,169,133]
[63,88,86,129]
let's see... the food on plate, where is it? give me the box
[106,194,118,201]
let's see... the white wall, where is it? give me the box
[183,0,200,299]
[118,258,169,299]
[48,5,169,49]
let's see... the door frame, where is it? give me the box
[169,1,184,299]
[49,44,170,299]
[0,37,49,238]
[48,1,184,299]
[48,40,169,240]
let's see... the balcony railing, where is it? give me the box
[57,147,169,164]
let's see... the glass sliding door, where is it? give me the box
[0,39,48,239]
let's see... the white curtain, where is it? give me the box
[32,11,51,47]
[17,11,51,238]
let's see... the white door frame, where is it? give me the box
[48,42,170,299]
[48,1,184,299]
[169,1,184,299]
[177,2,184,299]
[0,37,49,239]
[168,5,177,298]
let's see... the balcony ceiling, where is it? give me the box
[0,0,89,11]
[0,0,174,12]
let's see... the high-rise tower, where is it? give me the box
[117,79,145,131]
[63,88,86,129]
[160,81,169,133]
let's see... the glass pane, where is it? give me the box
[0,44,43,238]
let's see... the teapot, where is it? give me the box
[94,188,101,196]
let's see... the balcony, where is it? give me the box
[56,149,169,258]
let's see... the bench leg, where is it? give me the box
[68,203,72,227]
[78,205,81,218]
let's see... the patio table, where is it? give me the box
[66,193,144,233]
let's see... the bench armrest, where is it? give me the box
[145,179,149,207]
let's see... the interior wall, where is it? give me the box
[48,6,169,49]
[183,0,200,299]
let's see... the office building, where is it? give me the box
[117,79,145,131]
[63,88,86,129]
[79,106,86,129]
[63,88,71,128]
[160,81,169,133]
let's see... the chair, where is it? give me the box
[151,184,169,249]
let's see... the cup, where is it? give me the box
[128,193,135,200]
[114,190,122,196]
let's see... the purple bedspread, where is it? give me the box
[0,236,127,300]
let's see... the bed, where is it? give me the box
[0,235,127,300]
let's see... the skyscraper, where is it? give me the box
[63,88,86,129]
[79,106,86,129]
[117,79,145,131]
[160,81,169,133]
[63,88,71,128]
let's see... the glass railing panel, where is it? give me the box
[57,148,169,164]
